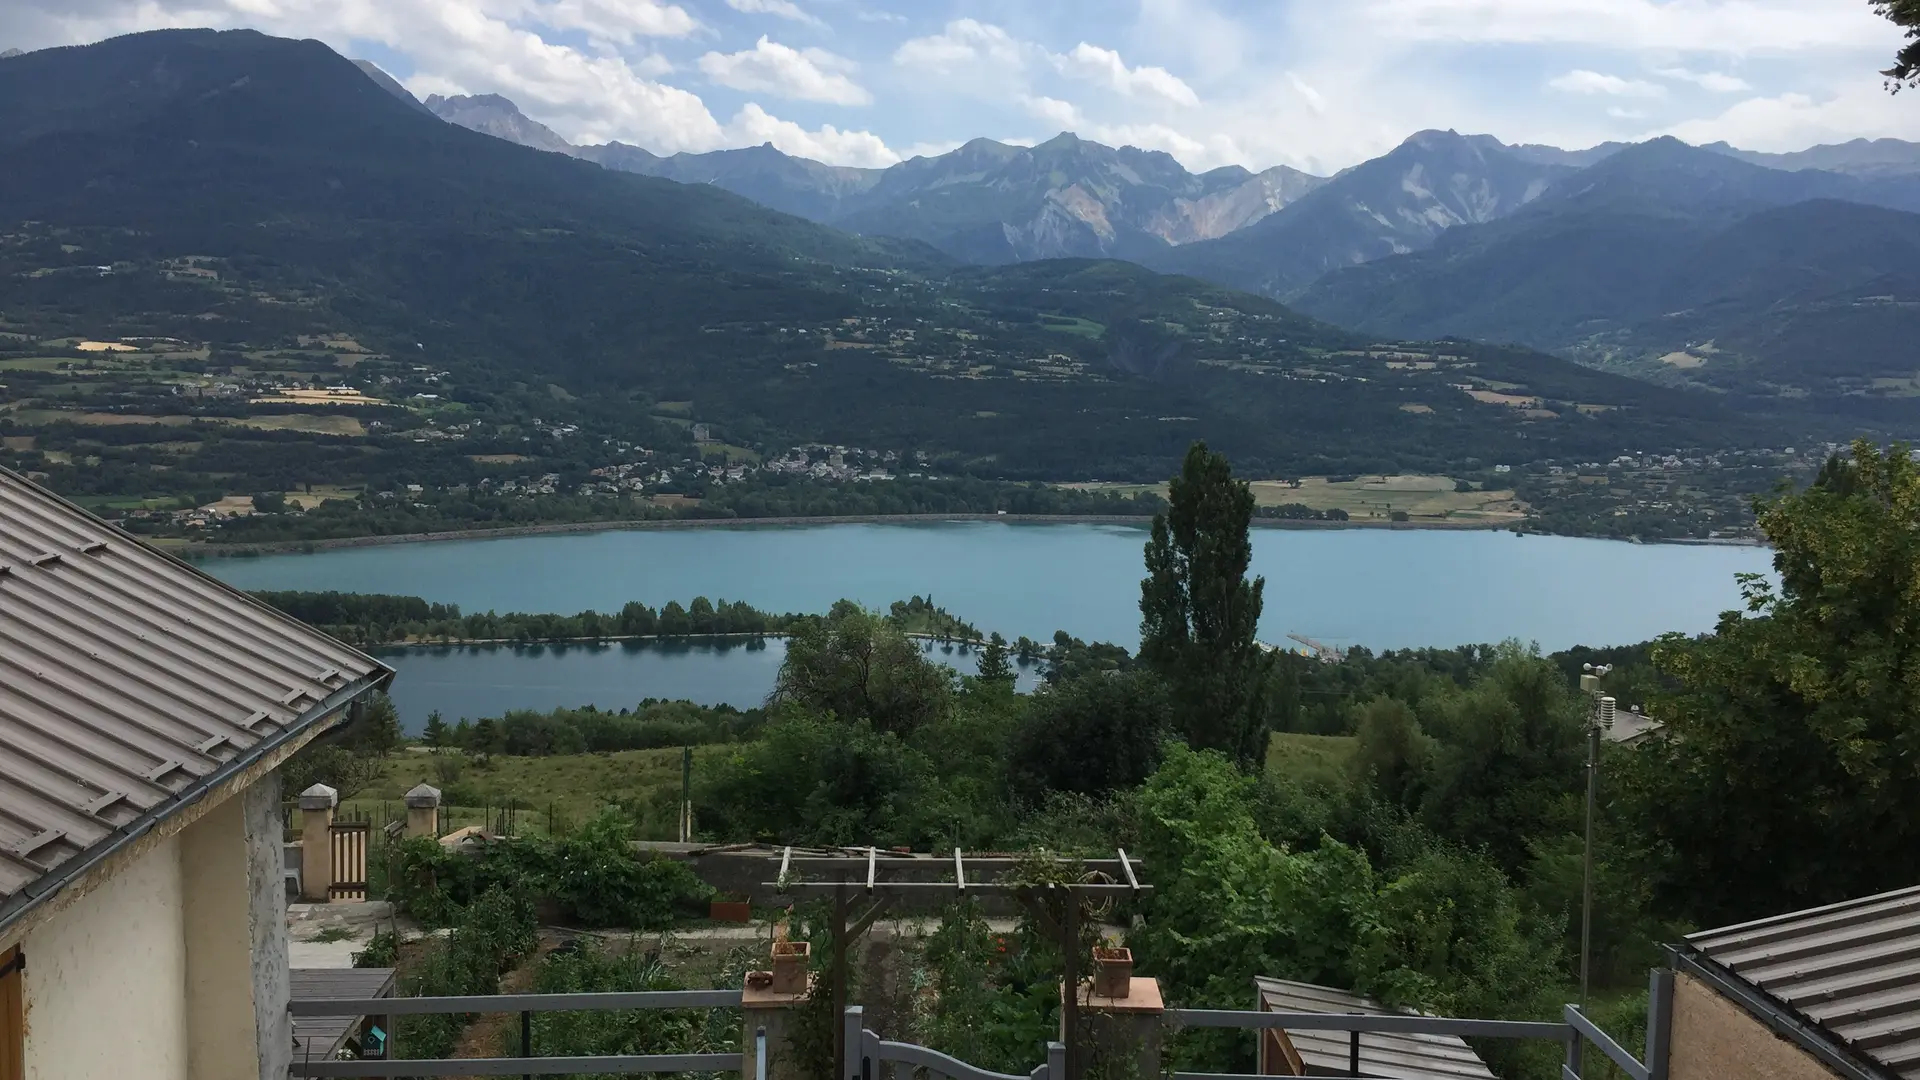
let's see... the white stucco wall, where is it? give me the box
[19,832,189,1080]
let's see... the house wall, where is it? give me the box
[181,794,262,1080]
[1669,972,1843,1080]
[19,833,189,1080]
[246,775,292,1080]
[16,775,291,1080]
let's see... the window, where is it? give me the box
[0,946,20,1080]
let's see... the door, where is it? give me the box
[0,946,22,1080]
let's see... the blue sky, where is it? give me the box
[4,0,1915,172]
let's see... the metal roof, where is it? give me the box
[1685,884,1920,1079]
[1254,977,1495,1080]
[0,467,391,932]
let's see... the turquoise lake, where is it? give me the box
[202,522,1773,730]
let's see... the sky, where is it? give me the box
[3,0,1917,174]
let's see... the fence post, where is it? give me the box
[1564,1004,1585,1079]
[405,784,441,838]
[1047,1040,1067,1080]
[521,1010,533,1080]
[842,1007,864,1080]
[1646,969,1675,1080]
[1349,1028,1361,1076]
[297,784,337,902]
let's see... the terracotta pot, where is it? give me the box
[710,900,752,923]
[770,940,811,994]
[1092,946,1133,999]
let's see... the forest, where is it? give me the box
[291,436,1920,1079]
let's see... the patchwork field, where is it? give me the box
[1062,474,1527,523]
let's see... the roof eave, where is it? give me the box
[0,672,385,943]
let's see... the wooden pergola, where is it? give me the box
[763,847,1151,1080]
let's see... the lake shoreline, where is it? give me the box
[371,630,990,650]
[177,511,1594,557]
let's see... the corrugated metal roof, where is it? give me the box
[1254,977,1495,1080]
[1686,884,1920,1079]
[0,467,391,930]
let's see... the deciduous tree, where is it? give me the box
[1627,440,1920,921]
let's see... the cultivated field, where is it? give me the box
[1062,474,1528,523]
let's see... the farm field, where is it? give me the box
[1062,474,1528,522]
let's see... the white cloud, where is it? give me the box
[699,36,868,105]
[1548,69,1667,98]
[1287,73,1325,115]
[1655,83,1920,151]
[726,101,898,166]
[1607,106,1647,120]
[1022,95,1083,130]
[1652,66,1751,93]
[1056,42,1198,107]
[724,0,821,28]
[541,0,699,43]
[855,9,906,24]
[893,18,1024,74]
[1361,0,1890,54]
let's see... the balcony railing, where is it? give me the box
[287,989,749,1078]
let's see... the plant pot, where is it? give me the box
[710,900,752,923]
[770,940,811,995]
[1092,946,1133,999]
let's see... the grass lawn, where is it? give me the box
[1266,732,1358,788]
[341,745,731,838]
[1039,314,1106,338]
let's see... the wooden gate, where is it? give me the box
[329,820,370,902]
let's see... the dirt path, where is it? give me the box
[443,930,569,1078]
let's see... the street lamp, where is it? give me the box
[1578,664,1614,1007]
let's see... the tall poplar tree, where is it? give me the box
[1140,441,1273,767]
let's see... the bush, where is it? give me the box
[398,886,538,1060]
[389,812,711,929]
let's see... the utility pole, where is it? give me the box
[1578,663,1613,1007]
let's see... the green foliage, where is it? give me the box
[525,939,737,1062]
[1350,697,1432,810]
[1134,747,1560,1071]
[976,631,1014,683]
[1877,0,1920,87]
[774,602,953,736]
[693,713,935,846]
[1627,439,1920,922]
[1009,671,1170,800]
[353,929,400,969]
[1140,442,1273,767]
[389,812,711,929]
[913,902,1063,1074]
[1414,645,1585,876]
[397,886,539,1060]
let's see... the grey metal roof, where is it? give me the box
[1253,976,1495,1080]
[291,967,396,1062]
[1686,884,1920,1079]
[0,467,391,930]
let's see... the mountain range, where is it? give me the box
[1,28,1837,485]
[403,85,1920,403]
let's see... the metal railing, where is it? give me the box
[288,989,749,1078]
[1167,970,1673,1080]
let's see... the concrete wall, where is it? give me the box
[247,774,292,1080]
[1669,972,1843,1080]
[15,775,290,1080]
[181,794,265,1080]
[19,833,189,1080]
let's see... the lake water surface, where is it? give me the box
[204,522,1773,729]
